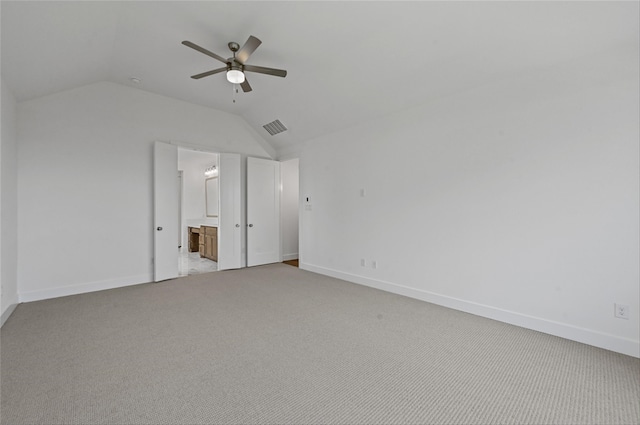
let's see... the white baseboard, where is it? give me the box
[300,262,640,358]
[282,253,299,261]
[1,300,18,327]
[18,273,154,303]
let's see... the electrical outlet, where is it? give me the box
[614,303,629,320]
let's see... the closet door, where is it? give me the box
[247,157,281,266]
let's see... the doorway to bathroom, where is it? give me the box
[178,147,220,276]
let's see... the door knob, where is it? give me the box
[157,227,163,231]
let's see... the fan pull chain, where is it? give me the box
[232,84,239,103]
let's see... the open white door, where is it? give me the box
[153,141,179,282]
[218,153,242,270]
[247,157,281,266]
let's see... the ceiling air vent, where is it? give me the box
[263,119,288,136]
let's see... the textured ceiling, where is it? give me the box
[2,1,638,155]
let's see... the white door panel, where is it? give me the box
[247,157,281,266]
[218,153,242,270]
[154,141,179,282]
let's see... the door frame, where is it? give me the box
[279,158,300,263]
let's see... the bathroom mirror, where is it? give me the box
[205,177,219,217]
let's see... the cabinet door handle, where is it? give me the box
[248,224,253,227]
[235,224,240,228]
[157,227,163,231]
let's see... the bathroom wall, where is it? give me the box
[178,148,219,250]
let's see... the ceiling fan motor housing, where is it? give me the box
[227,61,243,73]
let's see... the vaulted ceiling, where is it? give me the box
[2,1,638,155]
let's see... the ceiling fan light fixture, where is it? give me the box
[226,69,245,84]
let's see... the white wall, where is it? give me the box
[1,79,19,325]
[17,81,271,301]
[299,44,639,357]
[281,158,299,261]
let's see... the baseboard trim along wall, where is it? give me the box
[300,262,640,359]
[1,301,18,328]
[18,273,154,304]
[282,253,299,261]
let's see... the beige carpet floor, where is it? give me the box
[1,263,639,424]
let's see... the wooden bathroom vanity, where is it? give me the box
[188,226,218,262]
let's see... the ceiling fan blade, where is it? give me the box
[182,41,228,64]
[240,78,252,93]
[243,64,287,78]
[191,67,227,79]
[235,35,262,64]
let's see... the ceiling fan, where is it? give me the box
[182,35,287,93]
